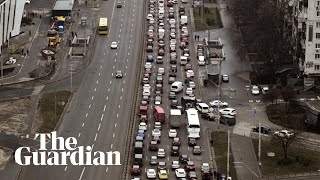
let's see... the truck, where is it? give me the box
[180,15,188,27]
[170,109,182,128]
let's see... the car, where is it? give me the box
[168,129,177,138]
[110,42,118,49]
[152,129,161,137]
[137,129,145,138]
[131,165,141,175]
[209,100,228,107]
[219,108,237,116]
[179,154,189,164]
[154,122,161,129]
[147,14,153,20]
[25,0,31,4]
[143,89,151,96]
[169,19,176,24]
[146,169,157,179]
[143,84,151,90]
[115,70,123,78]
[185,161,196,171]
[155,95,162,105]
[171,99,179,108]
[158,169,168,179]
[141,77,149,85]
[184,64,192,71]
[262,86,269,94]
[251,85,260,95]
[170,46,177,53]
[145,62,152,69]
[150,155,158,165]
[157,149,166,158]
[193,146,201,155]
[171,161,180,169]
[171,145,179,156]
[222,74,229,82]
[175,168,187,178]
[158,67,165,75]
[156,56,163,64]
[252,125,271,134]
[116,0,122,8]
[201,112,216,121]
[139,122,147,131]
[169,92,176,99]
[188,81,196,89]
[169,76,176,84]
[274,130,293,137]
[5,58,16,65]
[157,161,166,171]
[188,138,197,147]
[186,88,193,96]
[186,70,194,77]
[155,84,163,93]
[149,140,159,151]
[147,45,153,52]
[188,171,197,179]
[201,163,211,173]
[220,115,236,126]
[147,55,154,62]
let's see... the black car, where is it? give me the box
[188,138,196,147]
[116,0,122,8]
[252,125,271,134]
[171,99,179,108]
[179,154,189,164]
[171,146,179,156]
[220,115,236,126]
[201,112,216,121]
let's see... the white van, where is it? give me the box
[180,56,187,65]
[198,55,205,65]
[171,81,183,92]
[196,103,209,113]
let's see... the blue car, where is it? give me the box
[146,55,154,62]
[137,130,145,138]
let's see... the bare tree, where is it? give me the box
[281,86,296,110]
[262,88,281,105]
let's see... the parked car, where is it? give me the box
[252,125,271,134]
[274,130,293,137]
[251,85,260,95]
[209,100,228,107]
[219,108,237,116]
[193,146,201,155]
[222,74,229,82]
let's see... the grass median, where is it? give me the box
[193,7,222,31]
[252,139,320,177]
[38,90,72,133]
[211,131,237,179]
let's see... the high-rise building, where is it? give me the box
[0,0,25,54]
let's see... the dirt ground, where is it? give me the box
[0,148,13,170]
[0,98,30,136]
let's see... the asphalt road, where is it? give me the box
[17,0,144,179]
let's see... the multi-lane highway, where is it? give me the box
[18,0,144,179]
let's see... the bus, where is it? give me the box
[98,17,108,35]
[186,108,200,138]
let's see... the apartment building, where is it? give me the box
[0,0,25,54]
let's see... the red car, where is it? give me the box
[158,48,165,56]
[148,34,155,40]
[185,161,196,171]
[181,37,189,45]
[131,165,141,175]
[170,46,176,53]
[145,68,152,75]
[167,1,173,7]
[184,64,192,71]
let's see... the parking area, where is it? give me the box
[129,0,216,179]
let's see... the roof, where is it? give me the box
[53,0,74,11]
[170,109,182,115]
[154,106,165,112]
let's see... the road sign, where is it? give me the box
[209,107,214,112]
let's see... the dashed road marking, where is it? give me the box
[94,133,98,141]
[120,96,122,100]
[108,88,110,92]
[115,59,117,62]
[118,105,121,108]
[79,167,86,180]
[78,133,81,137]
[85,113,88,117]
[98,123,101,131]
[111,144,113,148]
[106,96,109,100]
[96,80,99,84]
[101,114,105,121]
[94,88,96,92]
[113,133,115,138]
[113,66,115,69]
[98,72,100,76]
[64,166,68,171]
[106,167,109,173]
[88,104,91,109]
[92,96,94,100]
[115,123,117,127]
[117,114,119,118]
[82,123,85,127]
[103,105,107,111]
[121,88,124,92]
[110,80,112,84]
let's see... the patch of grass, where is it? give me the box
[252,139,320,177]
[39,90,72,133]
[266,104,306,129]
[211,131,237,179]
[193,7,222,31]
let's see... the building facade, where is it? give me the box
[0,0,25,54]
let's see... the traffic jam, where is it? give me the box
[129,0,237,179]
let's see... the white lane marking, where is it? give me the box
[121,24,123,27]
[133,14,135,16]
[94,133,98,141]
[122,19,124,21]
[111,144,113,148]
[106,96,109,100]
[113,133,115,138]
[115,59,117,62]
[88,104,91,109]
[120,29,122,32]
[132,19,134,21]
[98,72,100,76]
[108,88,110,92]
[110,80,112,84]
[133,9,135,11]
[116,52,118,56]
[128,52,130,55]
[123,80,126,84]
[100,65,102,69]
[106,167,109,173]
[113,66,115,69]
[103,105,107,111]
[120,96,122,100]
[117,114,119,118]
[129,46,131,49]
[111,73,114,77]
[104,52,106,55]
[82,123,85,127]
[121,88,124,92]
[78,133,81,137]
[79,167,86,180]
[92,96,94,100]
[85,113,88,117]
[98,123,101,131]
[126,66,128,69]
[131,29,133,31]
[101,114,105,121]
[119,35,121,37]
[130,40,132,43]
[64,166,68,171]
[132,24,133,27]
[94,88,96,92]
[115,123,117,127]
[91,144,95,150]
[118,105,121,108]
[96,80,99,84]
[130,34,132,37]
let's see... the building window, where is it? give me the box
[317,33,320,39]
[315,65,320,70]
[315,54,320,59]
[318,1,320,6]
[317,11,320,17]
[316,44,320,48]
[317,22,320,28]
[309,25,314,41]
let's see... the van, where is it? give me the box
[180,56,187,65]
[198,55,205,65]
[171,81,183,92]
[196,103,209,113]
[154,106,166,123]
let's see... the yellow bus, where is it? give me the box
[98,18,108,35]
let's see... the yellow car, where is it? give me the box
[158,169,168,179]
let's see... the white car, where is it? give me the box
[110,42,118,49]
[168,129,177,138]
[152,128,161,137]
[145,62,152,69]
[181,0,188,3]
[175,168,186,178]
[25,0,31,4]
[262,86,269,94]
[143,89,151,96]
[185,88,193,96]
[169,7,174,13]
[222,74,229,82]
[186,70,194,77]
[146,169,157,179]
[188,81,196,89]
[201,163,210,172]
[157,149,166,158]
[251,85,260,95]
[181,26,188,32]
[5,58,17,65]
[169,19,176,25]
[209,100,228,107]
[147,14,153,20]
[219,108,237,116]
[138,122,147,131]
[143,84,151,90]
[171,161,180,169]
[158,68,165,75]
[274,130,293,137]
[154,122,161,129]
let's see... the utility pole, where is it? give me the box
[258,122,262,176]
[0,55,3,85]
[69,55,73,91]
[227,131,230,177]
[217,57,221,126]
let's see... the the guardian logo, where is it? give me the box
[14,131,121,166]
